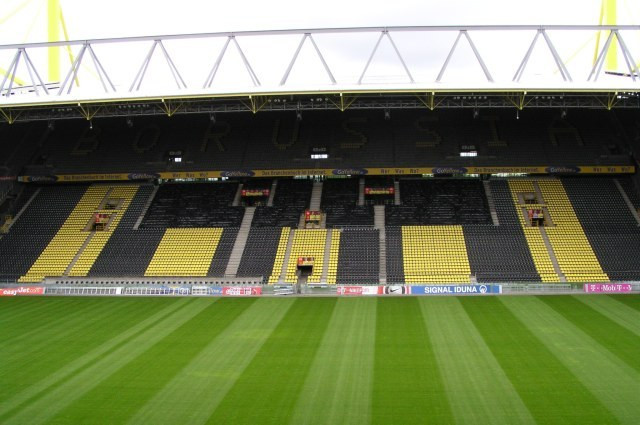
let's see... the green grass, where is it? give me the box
[1,295,639,425]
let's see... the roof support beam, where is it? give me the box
[437,30,493,83]
[280,33,336,86]
[203,36,261,88]
[514,29,572,82]
[358,30,414,84]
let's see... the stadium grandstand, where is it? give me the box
[1,106,640,286]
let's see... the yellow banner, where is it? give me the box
[18,165,635,183]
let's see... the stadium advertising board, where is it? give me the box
[18,165,635,183]
[305,210,322,222]
[0,286,45,296]
[337,286,383,295]
[337,285,499,295]
[364,187,395,195]
[222,287,262,296]
[409,285,500,295]
[583,283,633,293]
[242,189,270,197]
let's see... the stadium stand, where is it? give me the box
[88,185,166,277]
[563,177,640,281]
[284,229,327,283]
[12,109,632,178]
[336,229,379,284]
[0,185,87,281]
[386,179,492,226]
[19,184,139,282]
[141,182,243,228]
[402,225,471,284]
[321,178,374,227]
[237,227,283,282]
[463,180,541,282]
[1,106,640,286]
[253,179,312,228]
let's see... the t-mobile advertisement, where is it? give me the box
[583,283,633,293]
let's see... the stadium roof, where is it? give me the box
[0,25,639,122]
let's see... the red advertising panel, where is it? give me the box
[241,189,270,197]
[222,286,262,296]
[0,286,45,297]
[364,187,395,195]
[336,286,383,295]
[297,256,315,267]
[305,210,322,222]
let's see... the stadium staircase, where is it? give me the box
[267,180,278,206]
[309,181,323,211]
[144,228,223,277]
[1,187,40,233]
[224,207,255,277]
[358,178,365,206]
[320,229,340,284]
[614,179,640,225]
[483,181,500,225]
[133,184,158,230]
[374,205,387,284]
[232,183,243,207]
[538,227,566,282]
[394,180,401,205]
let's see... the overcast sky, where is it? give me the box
[1,0,634,42]
[0,0,639,94]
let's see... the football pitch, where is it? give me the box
[1,295,639,424]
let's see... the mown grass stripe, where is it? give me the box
[608,294,640,312]
[419,298,535,425]
[0,299,135,395]
[460,296,618,425]
[0,298,184,418]
[539,295,640,373]
[48,298,256,424]
[575,295,640,337]
[501,296,640,425]
[128,297,295,425]
[0,297,77,324]
[372,297,454,425]
[206,298,337,425]
[0,298,111,345]
[289,298,377,425]
[2,298,213,425]
[0,298,132,360]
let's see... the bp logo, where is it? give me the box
[479,285,488,294]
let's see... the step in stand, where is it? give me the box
[224,207,255,277]
[278,228,295,284]
[614,179,640,226]
[374,205,387,284]
[539,227,566,282]
[232,183,244,207]
[483,181,500,226]
[3,188,41,233]
[320,229,333,284]
[267,180,278,206]
[64,232,96,276]
[358,178,365,206]
[133,185,159,230]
